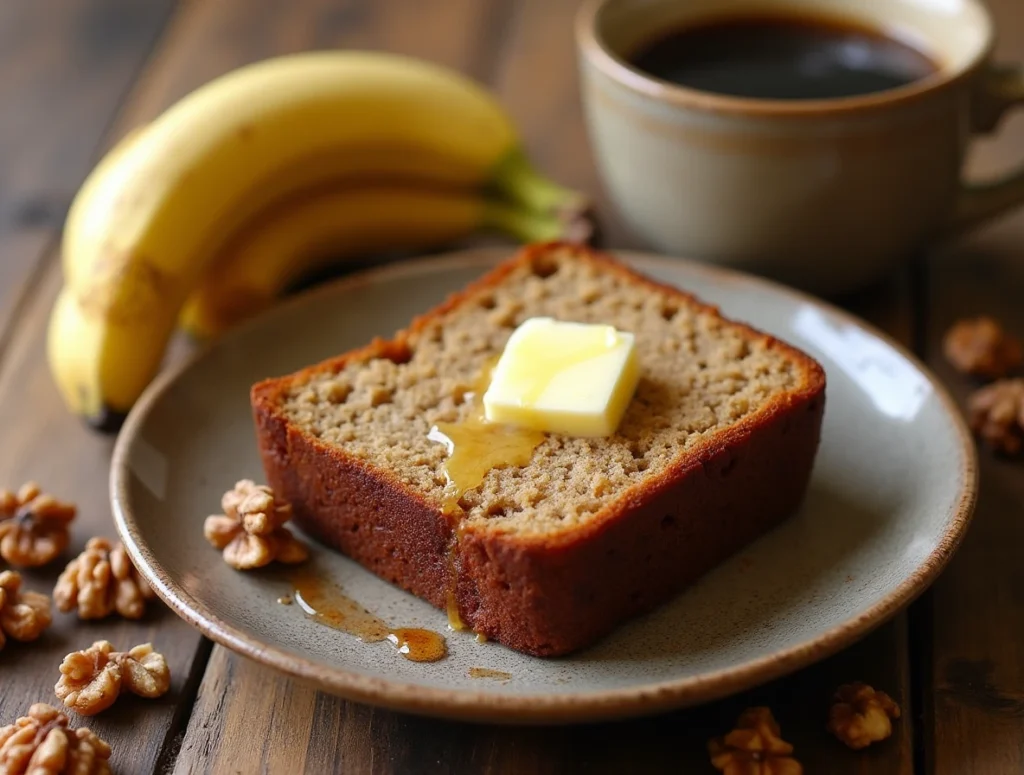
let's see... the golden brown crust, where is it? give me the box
[251,244,825,656]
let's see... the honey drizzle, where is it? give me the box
[445,535,466,631]
[388,628,447,662]
[429,419,544,515]
[428,359,544,634]
[291,569,446,663]
[427,358,544,516]
[468,667,512,681]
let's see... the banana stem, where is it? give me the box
[489,148,591,220]
[482,200,593,244]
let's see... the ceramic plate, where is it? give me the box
[111,249,976,723]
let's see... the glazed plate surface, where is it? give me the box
[111,248,976,723]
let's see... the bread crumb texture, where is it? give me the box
[279,249,809,537]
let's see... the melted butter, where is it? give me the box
[468,667,511,681]
[291,569,446,663]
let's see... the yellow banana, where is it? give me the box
[61,124,148,278]
[49,51,589,426]
[180,186,582,339]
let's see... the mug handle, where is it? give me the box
[946,62,1024,234]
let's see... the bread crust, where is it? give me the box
[251,244,826,656]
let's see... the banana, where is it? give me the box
[61,125,148,277]
[179,186,585,339]
[49,51,590,426]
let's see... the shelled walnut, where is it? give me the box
[0,482,76,567]
[55,640,170,716]
[968,378,1024,455]
[828,682,901,749]
[204,480,308,569]
[709,707,803,775]
[0,570,52,650]
[944,316,1022,379]
[0,703,111,775]
[54,537,156,619]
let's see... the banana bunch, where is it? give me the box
[48,51,591,429]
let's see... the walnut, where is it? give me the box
[0,570,52,650]
[117,643,171,698]
[0,483,76,567]
[55,641,121,716]
[204,480,308,569]
[828,682,901,749]
[55,640,170,716]
[968,379,1024,454]
[944,316,1022,378]
[709,707,803,775]
[0,703,111,775]
[54,537,156,619]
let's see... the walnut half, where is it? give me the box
[709,707,803,775]
[204,480,308,569]
[828,682,901,749]
[55,640,171,716]
[0,570,52,651]
[118,643,171,699]
[0,482,76,567]
[54,537,156,620]
[0,703,111,775]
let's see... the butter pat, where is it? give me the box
[483,317,640,437]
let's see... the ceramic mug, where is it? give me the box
[576,0,1024,294]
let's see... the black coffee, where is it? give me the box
[629,15,937,100]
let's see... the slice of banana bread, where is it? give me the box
[251,243,825,656]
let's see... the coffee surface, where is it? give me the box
[629,15,937,100]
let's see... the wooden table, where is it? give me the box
[2,1,1024,772]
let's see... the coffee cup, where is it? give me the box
[576,0,1024,293]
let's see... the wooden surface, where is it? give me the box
[0,0,1021,772]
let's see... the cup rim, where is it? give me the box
[575,0,994,117]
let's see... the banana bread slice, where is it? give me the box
[251,243,826,656]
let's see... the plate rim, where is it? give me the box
[111,247,977,724]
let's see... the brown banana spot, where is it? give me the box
[75,251,174,325]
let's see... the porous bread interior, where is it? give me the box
[279,249,807,537]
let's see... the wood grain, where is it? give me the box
[0,0,175,341]
[923,240,1024,775]
[0,257,213,773]
[179,624,913,774]
[0,2,198,773]
[492,0,631,247]
[108,0,511,134]
[920,2,1024,770]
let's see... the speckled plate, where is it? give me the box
[111,248,976,723]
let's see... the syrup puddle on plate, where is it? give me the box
[289,568,446,663]
[468,667,512,682]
